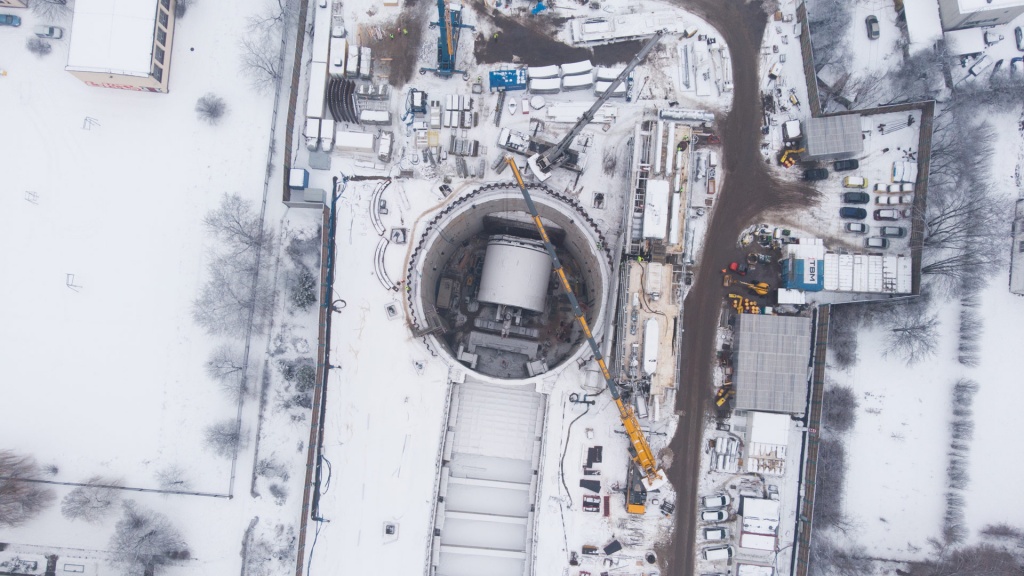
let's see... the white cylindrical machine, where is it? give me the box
[477,235,551,313]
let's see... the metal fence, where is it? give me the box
[792,304,830,576]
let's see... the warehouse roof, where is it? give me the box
[804,115,863,160]
[67,0,159,76]
[734,315,812,414]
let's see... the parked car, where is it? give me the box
[866,237,889,249]
[1012,57,1024,75]
[866,15,879,40]
[702,545,734,561]
[701,494,731,508]
[875,195,901,205]
[33,25,63,38]
[0,13,22,26]
[874,208,901,221]
[1016,26,1023,51]
[834,159,860,171]
[704,527,729,541]
[803,168,829,181]
[843,192,870,204]
[886,183,902,193]
[840,207,867,220]
[880,226,907,238]
[701,509,728,522]
[845,222,869,234]
[900,183,915,193]
[842,176,868,188]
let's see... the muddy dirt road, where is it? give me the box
[660,0,819,573]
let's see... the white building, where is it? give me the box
[66,0,177,93]
[937,0,1024,30]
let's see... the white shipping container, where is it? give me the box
[561,74,594,91]
[529,78,561,94]
[335,130,376,153]
[359,47,372,78]
[329,38,347,77]
[319,119,335,152]
[560,60,593,76]
[304,118,321,151]
[306,62,328,119]
[346,45,360,77]
[359,110,392,125]
[595,66,625,81]
[593,80,625,96]
[527,65,560,79]
[643,318,659,376]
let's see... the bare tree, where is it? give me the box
[61,476,122,522]
[203,193,272,253]
[206,343,249,399]
[155,465,191,492]
[822,385,858,434]
[109,501,189,574]
[25,38,53,57]
[907,543,1020,575]
[204,419,249,459]
[808,532,873,576]
[195,93,227,124]
[0,451,56,527]
[812,438,850,531]
[980,523,1024,540]
[239,0,297,92]
[957,307,982,367]
[31,0,73,21]
[174,0,194,18]
[193,194,276,335]
[882,302,940,364]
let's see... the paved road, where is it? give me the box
[661,1,819,573]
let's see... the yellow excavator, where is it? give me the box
[738,281,770,296]
[506,157,666,514]
[778,147,804,168]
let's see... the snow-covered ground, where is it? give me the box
[0,0,319,573]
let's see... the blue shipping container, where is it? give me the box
[489,69,528,92]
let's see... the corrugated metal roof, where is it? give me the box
[804,115,863,159]
[733,315,812,415]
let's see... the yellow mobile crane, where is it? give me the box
[506,157,667,514]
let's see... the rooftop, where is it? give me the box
[957,0,1024,10]
[733,315,812,415]
[66,0,159,77]
[804,114,863,159]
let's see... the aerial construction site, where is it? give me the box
[294,0,738,574]
[15,0,1023,573]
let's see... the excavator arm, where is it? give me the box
[506,157,665,512]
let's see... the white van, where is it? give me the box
[969,55,992,76]
[702,545,734,561]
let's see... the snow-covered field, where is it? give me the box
[0,0,319,573]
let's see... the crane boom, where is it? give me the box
[530,30,667,179]
[506,157,665,510]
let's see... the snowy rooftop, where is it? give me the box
[944,28,986,55]
[67,0,159,76]
[734,315,812,415]
[957,0,1024,9]
[903,0,943,55]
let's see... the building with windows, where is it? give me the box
[937,0,1024,31]
[66,0,176,93]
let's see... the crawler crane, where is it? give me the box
[505,157,667,514]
